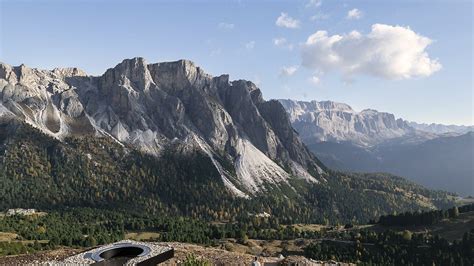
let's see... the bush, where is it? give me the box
[183,253,211,266]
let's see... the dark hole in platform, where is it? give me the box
[98,246,144,265]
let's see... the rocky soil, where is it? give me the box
[0,242,354,265]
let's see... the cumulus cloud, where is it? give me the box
[273,37,294,50]
[218,22,234,30]
[276,13,300,29]
[346,8,362,20]
[280,65,299,77]
[245,41,255,50]
[301,24,442,80]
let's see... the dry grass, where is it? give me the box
[0,232,49,244]
[217,238,309,257]
[0,247,81,265]
[125,231,161,241]
[0,232,18,242]
[159,242,287,265]
[291,223,326,232]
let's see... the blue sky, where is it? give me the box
[1,0,472,125]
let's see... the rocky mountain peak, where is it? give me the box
[148,59,212,91]
[360,109,379,115]
[0,58,326,197]
[100,57,154,92]
[231,80,259,92]
[13,64,38,86]
[213,74,230,88]
[0,63,18,84]
[52,67,87,79]
[314,100,354,113]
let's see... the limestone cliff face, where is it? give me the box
[279,99,419,146]
[0,58,325,197]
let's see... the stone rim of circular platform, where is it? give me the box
[63,240,174,265]
[90,242,152,262]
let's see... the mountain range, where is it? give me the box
[0,58,454,223]
[0,58,329,197]
[279,99,473,196]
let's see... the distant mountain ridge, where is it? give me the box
[278,99,471,147]
[408,122,474,135]
[279,99,473,196]
[278,99,435,147]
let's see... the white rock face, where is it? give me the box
[279,99,416,146]
[234,138,291,194]
[0,63,93,140]
[0,59,326,197]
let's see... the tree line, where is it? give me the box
[378,203,473,226]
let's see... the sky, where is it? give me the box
[0,0,472,125]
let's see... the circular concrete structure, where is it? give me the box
[90,243,151,263]
[63,240,174,265]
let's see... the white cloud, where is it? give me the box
[346,8,363,20]
[301,24,442,80]
[276,13,300,29]
[218,22,235,30]
[273,37,294,50]
[306,0,322,8]
[245,41,255,50]
[279,65,299,77]
[309,75,321,85]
